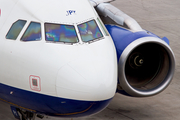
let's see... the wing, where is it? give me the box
[90,0,142,32]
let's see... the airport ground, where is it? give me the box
[0,0,180,120]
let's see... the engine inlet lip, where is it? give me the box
[118,37,175,97]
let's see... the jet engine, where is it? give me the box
[95,3,175,97]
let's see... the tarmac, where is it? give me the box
[0,0,180,120]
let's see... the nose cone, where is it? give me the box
[56,39,117,101]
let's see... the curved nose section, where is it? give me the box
[56,39,117,101]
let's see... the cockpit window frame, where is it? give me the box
[77,19,104,43]
[21,21,42,42]
[97,18,109,36]
[44,22,79,45]
[6,19,27,40]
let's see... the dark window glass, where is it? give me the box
[21,22,41,41]
[45,23,78,43]
[78,20,103,42]
[6,20,27,40]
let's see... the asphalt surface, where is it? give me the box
[0,0,180,120]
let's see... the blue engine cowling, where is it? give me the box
[106,24,175,97]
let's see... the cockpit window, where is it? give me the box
[6,20,27,40]
[97,18,109,36]
[21,22,41,41]
[45,23,78,43]
[77,20,103,42]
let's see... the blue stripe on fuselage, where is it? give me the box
[0,83,112,117]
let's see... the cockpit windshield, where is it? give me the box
[45,23,78,43]
[77,20,103,42]
[6,19,104,44]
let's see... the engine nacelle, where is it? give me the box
[106,25,175,97]
[94,2,175,97]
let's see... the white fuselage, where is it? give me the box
[0,0,117,102]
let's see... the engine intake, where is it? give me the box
[118,37,175,97]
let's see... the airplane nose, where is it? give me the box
[56,41,117,101]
